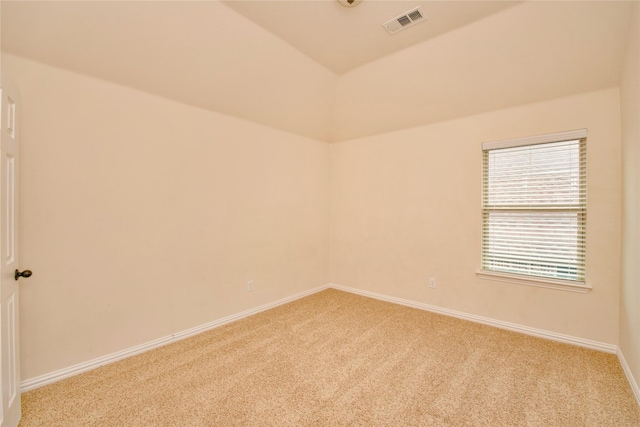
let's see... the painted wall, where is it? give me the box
[330,88,621,345]
[5,54,330,381]
[620,1,640,390]
[3,4,635,387]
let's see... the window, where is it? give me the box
[479,129,587,292]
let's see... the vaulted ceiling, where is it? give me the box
[223,1,520,75]
[1,1,634,142]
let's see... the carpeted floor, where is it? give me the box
[19,289,640,426]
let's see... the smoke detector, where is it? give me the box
[337,0,363,7]
[383,6,426,34]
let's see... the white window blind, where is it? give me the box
[481,131,587,283]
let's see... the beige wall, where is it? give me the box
[331,88,621,344]
[620,2,640,388]
[5,54,330,381]
[4,8,635,387]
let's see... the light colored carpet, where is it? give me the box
[19,289,640,426]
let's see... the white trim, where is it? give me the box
[482,128,587,150]
[20,284,330,392]
[617,347,640,407]
[476,270,591,293]
[330,283,616,354]
[20,282,620,393]
[20,335,172,393]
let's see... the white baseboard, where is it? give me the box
[20,284,330,392]
[20,282,623,393]
[617,347,640,406]
[330,283,618,354]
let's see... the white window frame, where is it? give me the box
[476,129,590,293]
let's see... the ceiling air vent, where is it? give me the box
[383,6,425,34]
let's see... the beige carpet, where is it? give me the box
[19,289,640,426]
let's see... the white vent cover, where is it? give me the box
[383,6,425,34]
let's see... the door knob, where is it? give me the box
[15,269,32,281]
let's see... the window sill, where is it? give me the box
[476,270,591,294]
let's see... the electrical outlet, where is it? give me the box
[247,280,254,292]
[429,278,436,288]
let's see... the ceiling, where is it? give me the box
[1,1,635,142]
[223,0,520,75]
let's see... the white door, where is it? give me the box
[0,76,24,427]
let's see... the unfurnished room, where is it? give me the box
[0,0,639,425]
